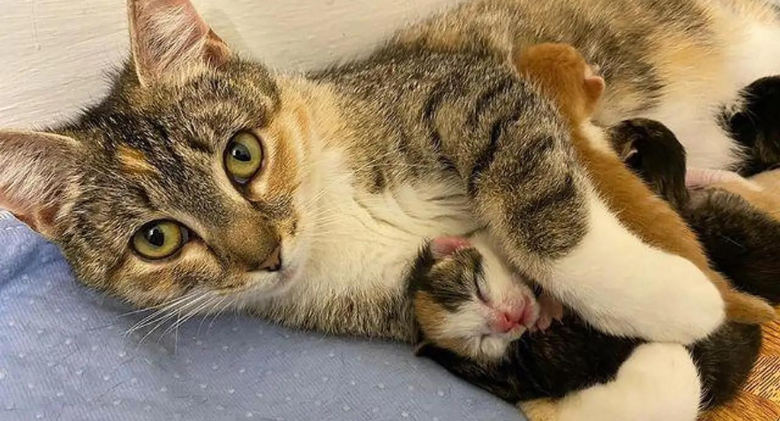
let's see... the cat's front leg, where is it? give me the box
[451,112,724,344]
[539,189,724,344]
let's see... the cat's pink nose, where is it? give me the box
[258,244,282,272]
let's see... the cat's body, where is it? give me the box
[396,0,780,171]
[1,0,779,343]
[212,0,780,337]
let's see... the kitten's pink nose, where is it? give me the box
[492,304,526,333]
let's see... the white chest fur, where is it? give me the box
[283,151,478,305]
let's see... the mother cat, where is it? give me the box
[0,0,779,346]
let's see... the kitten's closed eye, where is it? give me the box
[412,235,540,361]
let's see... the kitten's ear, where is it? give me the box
[430,237,471,260]
[127,0,232,86]
[0,131,78,238]
[413,341,433,357]
[583,68,605,114]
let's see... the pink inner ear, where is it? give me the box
[130,0,230,84]
[431,237,471,260]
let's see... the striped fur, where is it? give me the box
[0,0,778,341]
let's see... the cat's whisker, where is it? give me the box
[124,293,198,330]
[159,294,221,340]
[197,295,230,335]
[128,292,210,341]
[125,293,201,332]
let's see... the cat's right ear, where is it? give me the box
[128,0,232,86]
[0,131,78,238]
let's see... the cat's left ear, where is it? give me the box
[128,0,232,86]
[0,131,78,238]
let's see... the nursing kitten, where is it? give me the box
[410,235,762,421]
[411,120,780,421]
[1,0,780,342]
[612,118,780,305]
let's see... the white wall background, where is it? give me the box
[0,0,463,129]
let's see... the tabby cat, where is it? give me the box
[1,0,779,345]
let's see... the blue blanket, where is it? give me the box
[0,211,523,421]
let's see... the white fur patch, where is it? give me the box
[554,343,701,421]
[240,146,479,315]
[544,188,725,345]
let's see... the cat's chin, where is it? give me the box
[243,270,298,297]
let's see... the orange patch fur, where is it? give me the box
[117,145,156,175]
[716,171,780,224]
[414,292,480,360]
[518,399,559,421]
[516,43,776,324]
[248,98,306,201]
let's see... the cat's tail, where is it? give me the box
[684,187,780,306]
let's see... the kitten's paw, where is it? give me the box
[531,291,563,332]
[519,399,559,421]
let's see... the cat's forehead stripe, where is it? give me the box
[117,145,156,175]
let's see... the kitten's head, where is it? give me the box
[0,0,319,308]
[409,236,539,361]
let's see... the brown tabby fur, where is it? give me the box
[1,0,779,339]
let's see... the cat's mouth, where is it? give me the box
[242,253,303,295]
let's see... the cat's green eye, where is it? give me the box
[225,131,264,184]
[132,221,187,260]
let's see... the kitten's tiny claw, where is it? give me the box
[534,291,564,332]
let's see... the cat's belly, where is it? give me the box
[640,15,780,170]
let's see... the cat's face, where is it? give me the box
[0,0,319,308]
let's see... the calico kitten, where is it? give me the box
[410,235,762,420]
[1,0,779,342]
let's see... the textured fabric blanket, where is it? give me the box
[0,211,522,421]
